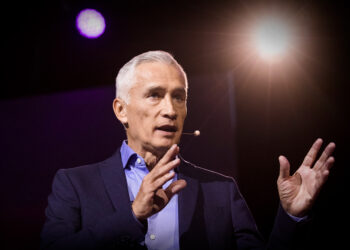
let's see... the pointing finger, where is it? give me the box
[153,158,181,181]
[150,145,178,176]
[157,144,179,166]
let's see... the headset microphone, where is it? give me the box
[182,130,200,137]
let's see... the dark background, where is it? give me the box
[1,0,349,249]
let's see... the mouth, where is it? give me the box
[155,125,178,134]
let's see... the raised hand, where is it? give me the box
[131,144,187,220]
[277,138,335,217]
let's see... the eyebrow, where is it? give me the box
[145,85,186,93]
[145,86,165,92]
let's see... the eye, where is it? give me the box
[148,92,161,100]
[174,94,186,102]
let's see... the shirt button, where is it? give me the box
[136,158,141,164]
[150,234,156,240]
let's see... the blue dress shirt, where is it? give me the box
[120,141,180,250]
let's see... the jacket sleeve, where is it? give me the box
[229,179,311,250]
[40,169,147,250]
[267,204,312,250]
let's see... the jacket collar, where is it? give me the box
[99,149,131,215]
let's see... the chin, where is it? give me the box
[151,137,180,151]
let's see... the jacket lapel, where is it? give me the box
[178,159,200,238]
[99,149,131,214]
[98,149,200,240]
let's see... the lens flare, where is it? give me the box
[76,9,106,39]
[253,17,291,61]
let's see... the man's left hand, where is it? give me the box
[277,138,336,217]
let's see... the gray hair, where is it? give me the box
[115,50,188,103]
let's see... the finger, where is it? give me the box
[301,138,323,167]
[320,156,335,172]
[150,145,179,180]
[152,171,176,190]
[153,144,179,171]
[164,179,187,200]
[278,155,290,180]
[314,142,336,170]
[153,158,181,180]
[319,158,334,184]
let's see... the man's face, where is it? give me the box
[124,62,187,154]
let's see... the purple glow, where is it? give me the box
[76,9,106,39]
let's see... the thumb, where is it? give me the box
[165,179,187,199]
[278,155,290,180]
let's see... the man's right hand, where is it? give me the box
[131,144,187,220]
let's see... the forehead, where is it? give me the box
[133,62,187,90]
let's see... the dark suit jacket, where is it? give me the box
[41,148,305,250]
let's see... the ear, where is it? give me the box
[113,98,128,128]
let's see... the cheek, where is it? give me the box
[132,109,154,133]
[178,106,187,121]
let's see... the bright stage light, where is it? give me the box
[253,17,291,61]
[229,6,311,87]
[76,9,106,39]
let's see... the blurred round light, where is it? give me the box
[76,9,105,39]
[253,17,290,61]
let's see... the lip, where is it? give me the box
[155,124,178,135]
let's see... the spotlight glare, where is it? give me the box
[253,17,291,61]
[76,9,106,39]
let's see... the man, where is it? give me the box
[41,51,335,250]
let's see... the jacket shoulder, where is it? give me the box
[56,149,121,181]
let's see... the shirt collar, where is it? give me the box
[120,140,138,169]
[120,140,179,171]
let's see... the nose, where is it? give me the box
[161,95,177,120]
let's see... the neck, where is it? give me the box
[127,140,167,171]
